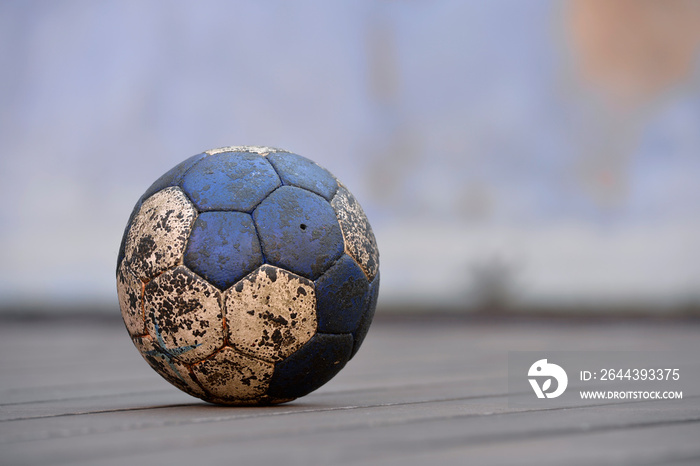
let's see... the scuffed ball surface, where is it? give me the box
[117,146,379,405]
[225,265,317,363]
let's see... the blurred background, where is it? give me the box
[1,0,699,316]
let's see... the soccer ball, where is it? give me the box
[116,146,379,405]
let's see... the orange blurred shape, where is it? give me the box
[568,0,700,107]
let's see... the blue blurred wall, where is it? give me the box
[1,1,699,313]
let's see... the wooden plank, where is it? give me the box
[3,397,698,465]
[1,317,699,465]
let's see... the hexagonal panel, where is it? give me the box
[117,262,145,336]
[253,186,344,280]
[132,334,206,399]
[225,265,317,362]
[123,187,197,281]
[191,347,274,403]
[141,152,209,200]
[351,271,380,359]
[181,151,280,212]
[144,265,224,364]
[331,185,379,281]
[117,200,143,274]
[266,333,354,400]
[117,153,209,272]
[205,146,287,156]
[183,211,263,290]
[315,254,370,334]
[266,152,339,201]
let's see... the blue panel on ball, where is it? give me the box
[267,152,338,201]
[253,186,344,280]
[181,152,280,211]
[183,211,263,290]
[267,333,353,399]
[315,255,370,334]
[350,272,379,358]
[143,152,209,200]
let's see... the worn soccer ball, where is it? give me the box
[116,146,379,405]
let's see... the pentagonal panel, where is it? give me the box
[351,272,380,358]
[144,266,224,364]
[266,333,354,400]
[123,187,197,281]
[315,254,370,334]
[225,265,317,362]
[132,334,206,398]
[253,186,344,280]
[331,185,379,281]
[181,151,280,211]
[117,262,145,336]
[183,211,263,290]
[191,347,274,403]
[267,152,338,201]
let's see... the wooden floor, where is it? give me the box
[1,316,699,465]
